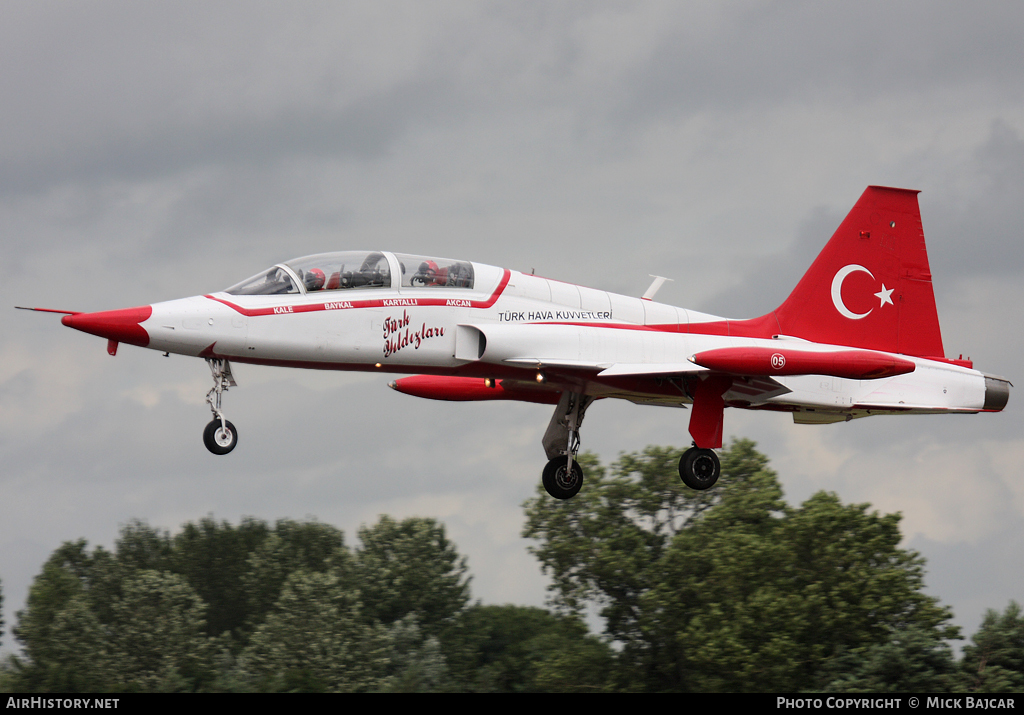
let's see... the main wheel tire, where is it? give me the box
[678,447,720,490]
[542,457,584,500]
[203,419,238,455]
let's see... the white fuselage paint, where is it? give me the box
[140,253,989,419]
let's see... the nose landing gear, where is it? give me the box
[204,358,238,455]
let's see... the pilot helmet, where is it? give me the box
[305,268,326,291]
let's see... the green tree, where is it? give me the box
[522,442,769,688]
[522,445,746,628]
[959,602,1024,692]
[240,569,389,692]
[354,516,471,635]
[523,440,958,692]
[106,570,213,691]
[380,614,451,692]
[11,512,618,692]
[115,519,172,572]
[116,517,350,648]
[27,594,111,691]
[9,543,119,691]
[8,518,345,690]
[10,549,214,692]
[166,516,269,640]
[818,624,958,692]
[241,519,350,635]
[444,604,615,692]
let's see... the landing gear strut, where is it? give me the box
[203,358,238,455]
[678,446,720,490]
[540,391,592,499]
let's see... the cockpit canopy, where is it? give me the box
[225,251,475,296]
[393,253,474,289]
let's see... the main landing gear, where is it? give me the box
[542,458,584,500]
[204,358,238,455]
[540,392,593,500]
[674,374,729,490]
[534,373,729,497]
[536,390,724,498]
[678,445,720,490]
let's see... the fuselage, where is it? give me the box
[69,249,1001,422]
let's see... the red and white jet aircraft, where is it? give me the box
[22,186,1010,499]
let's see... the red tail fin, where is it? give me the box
[770,186,944,358]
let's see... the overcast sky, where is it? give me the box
[3,1,1023,652]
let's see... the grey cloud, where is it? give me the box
[696,203,846,319]
[696,120,1024,321]
[924,121,1024,280]
[0,79,454,197]
[616,2,1024,124]
[0,2,493,196]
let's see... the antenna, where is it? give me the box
[641,275,673,301]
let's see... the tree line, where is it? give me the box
[0,439,1021,692]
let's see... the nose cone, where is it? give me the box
[61,305,152,347]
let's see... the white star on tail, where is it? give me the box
[874,284,894,307]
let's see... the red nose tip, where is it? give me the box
[61,306,152,347]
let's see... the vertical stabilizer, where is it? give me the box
[771,186,944,358]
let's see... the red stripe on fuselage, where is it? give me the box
[202,271,781,341]
[205,269,512,317]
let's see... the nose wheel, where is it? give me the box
[204,419,238,455]
[204,358,238,455]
